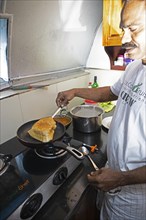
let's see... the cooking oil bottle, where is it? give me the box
[92,76,99,88]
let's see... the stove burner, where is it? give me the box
[35,144,67,159]
[35,134,72,159]
[0,154,12,176]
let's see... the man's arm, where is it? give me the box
[87,165,146,192]
[121,165,146,185]
[56,86,118,107]
[73,86,117,102]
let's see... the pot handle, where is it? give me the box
[66,145,84,160]
[53,141,84,160]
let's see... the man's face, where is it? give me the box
[120,0,146,59]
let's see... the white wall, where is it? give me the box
[87,68,124,87]
[86,22,110,69]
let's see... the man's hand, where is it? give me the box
[87,167,124,192]
[56,89,75,107]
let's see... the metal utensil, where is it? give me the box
[82,143,99,153]
[82,147,120,195]
[81,146,99,170]
[52,107,62,118]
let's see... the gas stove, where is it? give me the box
[0,134,83,220]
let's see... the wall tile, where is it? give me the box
[19,84,58,122]
[0,96,23,144]
[56,75,89,110]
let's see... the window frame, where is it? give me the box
[0,13,13,90]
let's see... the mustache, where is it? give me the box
[122,43,137,49]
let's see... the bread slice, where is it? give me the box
[28,117,56,142]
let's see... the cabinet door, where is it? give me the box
[102,0,124,46]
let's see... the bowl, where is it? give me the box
[54,115,72,128]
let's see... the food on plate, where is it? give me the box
[28,117,56,142]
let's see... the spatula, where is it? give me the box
[52,107,62,118]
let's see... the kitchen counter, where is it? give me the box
[32,110,113,220]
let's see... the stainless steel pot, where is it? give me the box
[70,105,104,133]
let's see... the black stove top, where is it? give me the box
[0,133,83,220]
[0,116,109,220]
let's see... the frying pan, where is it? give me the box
[17,120,83,160]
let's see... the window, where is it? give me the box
[0,14,12,90]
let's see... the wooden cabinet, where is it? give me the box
[102,0,126,70]
[102,0,124,46]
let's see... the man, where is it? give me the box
[56,0,146,219]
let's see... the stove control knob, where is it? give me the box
[53,167,68,185]
[20,193,43,219]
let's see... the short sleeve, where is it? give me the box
[110,73,125,96]
[110,61,136,96]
